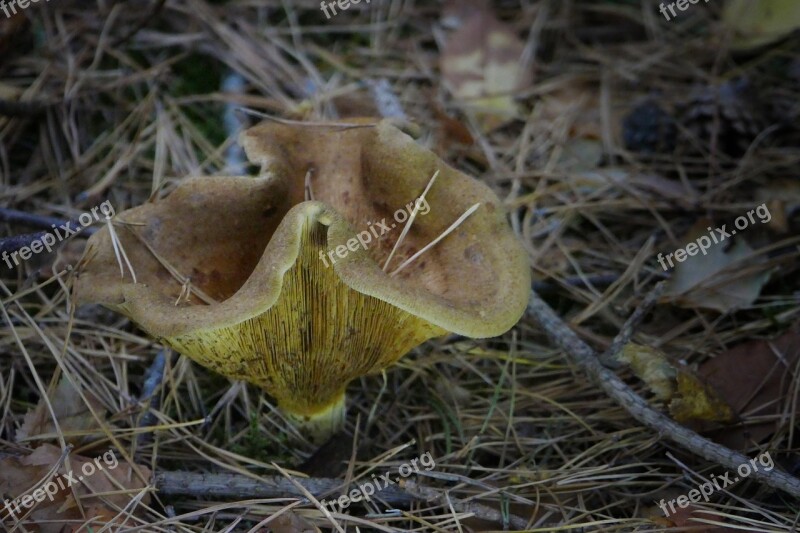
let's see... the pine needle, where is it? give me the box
[382,169,439,271]
[389,202,481,277]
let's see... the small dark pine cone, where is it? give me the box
[678,78,767,156]
[622,99,677,155]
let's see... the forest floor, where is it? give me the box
[1,0,800,531]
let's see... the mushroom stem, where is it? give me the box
[285,392,346,444]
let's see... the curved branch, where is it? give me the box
[526,289,800,498]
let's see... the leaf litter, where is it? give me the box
[1,0,800,531]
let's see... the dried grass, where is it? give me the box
[1,0,799,531]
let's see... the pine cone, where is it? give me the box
[623,98,677,155]
[678,78,767,156]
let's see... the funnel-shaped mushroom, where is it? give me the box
[73,119,530,441]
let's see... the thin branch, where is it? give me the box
[153,470,528,529]
[136,350,169,458]
[526,289,800,498]
[153,471,415,506]
[0,209,99,256]
[0,231,52,256]
[271,461,345,533]
[0,208,93,232]
[598,280,667,368]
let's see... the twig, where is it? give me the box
[526,289,800,498]
[0,231,51,256]
[271,461,345,533]
[153,471,415,506]
[365,79,407,120]
[0,208,90,232]
[597,281,666,368]
[0,209,100,256]
[136,350,168,456]
[0,207,98,235]
[153,470,527,529]
[222,71,247,175]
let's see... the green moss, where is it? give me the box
[229,411,291,463]
[170,54,228,148]
[172,54,223,97]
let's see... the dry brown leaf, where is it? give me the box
[440,0,532,132]
[663,219,771,313]
[669,371,735,424]
[617,343,676,401]
[0,444,150,532]
[617,343,732,423]
[696,327,800,450]
[16,377,107,445]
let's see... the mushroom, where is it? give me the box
[73,119,530,442]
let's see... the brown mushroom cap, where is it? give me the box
[74,119,530,418]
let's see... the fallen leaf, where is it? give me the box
[0,444,150,532]
[617,343,732,423]
[722,0,800,50]
[669,371,734,424]
[696,327,800,450]
[617,343,676,401]
[440,0,532,132]
[663,219,771,312]
[16,377,107,445]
